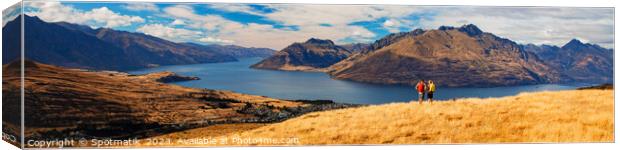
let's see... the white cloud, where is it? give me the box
[198,37,234,44]
[136,23,235,45]
[170,19,185,26]
[163,5,243,31]
[86,7,145,27]
[415,7,614,48]
[136,24,201,42]
[22,2,613,49]
[382,18,410,33]
[2,2,21,27]
[123,3,158,12]
[210,22,375,49]
[261,5,420,28]
[383,19,396,27]
[25,1,144,28]
[200,4,613,49]
[207,4,263,15]
[160,4,384,49]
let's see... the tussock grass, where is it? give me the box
[233,90,613,145]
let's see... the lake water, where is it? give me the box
[128,57,578,104]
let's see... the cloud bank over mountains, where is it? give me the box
[20,1,613,49]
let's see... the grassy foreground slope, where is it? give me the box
[234,90,613,145]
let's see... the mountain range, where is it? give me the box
[2,15,612,87]
[253,24,613,87]
[182,42,275,58]
[522,39,613,83]
[2,15,275,71]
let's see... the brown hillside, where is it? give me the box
[2,60,308,141]
[328,24,558,87]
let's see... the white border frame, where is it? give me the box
[0,0,617,150]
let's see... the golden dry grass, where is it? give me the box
[129,89,613,147]
[229,90,613,145]
[136,123,267,147]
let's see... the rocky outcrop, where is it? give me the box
[251,38,352,71]
[140,71,200,83]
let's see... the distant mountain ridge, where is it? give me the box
[182,43,275,58]
[340,43,371,53]
[522,39,613,83]
[253,24,613,87]
[2,15,275,71]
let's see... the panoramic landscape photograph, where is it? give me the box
[1,1,614,148]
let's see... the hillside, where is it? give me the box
[225,89,613,145]
[93,27,237,67]
[1,60,355,143]
[2,15,275,71]
[251,38,352,71]
[328,24,557,87]
[3,15,142,70]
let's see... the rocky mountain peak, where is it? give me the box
[437,25,455,31]
[437,24,483,36]
[458,24,483,36]
[22,14,40,22]
[305,38,335,46]
[567,38,584,45]
[411,28,425,35]
[562,38,586,49]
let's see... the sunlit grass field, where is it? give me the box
[139,89,613,146]
[231,89,613,145]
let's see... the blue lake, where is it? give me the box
[128,57,579,104]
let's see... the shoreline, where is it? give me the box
[123,59,598,104]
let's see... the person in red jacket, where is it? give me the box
[416,80,426,104]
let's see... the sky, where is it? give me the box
[10,1,615,50]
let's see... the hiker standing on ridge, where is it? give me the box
[416,80,426,104]
[427,80,436,103]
